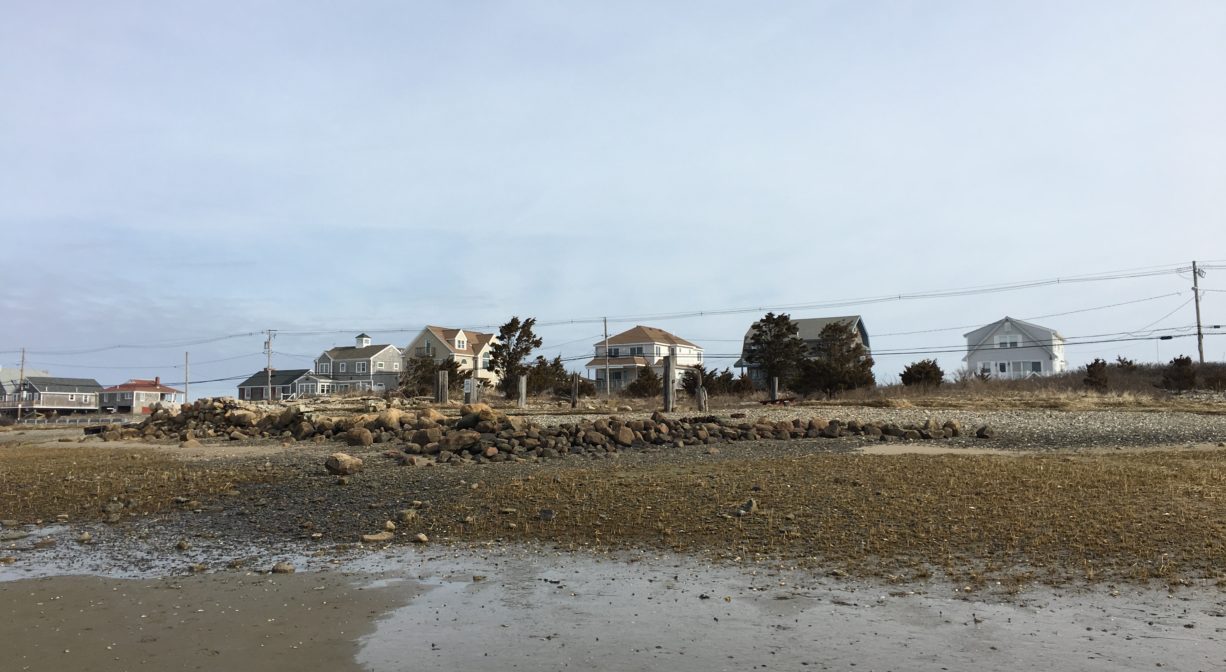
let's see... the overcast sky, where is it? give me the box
[2,1,1223,398]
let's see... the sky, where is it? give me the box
[1,1,1223,398]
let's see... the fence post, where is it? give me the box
[570,373,579,409]
[436,370,449,404]
[663,356,675,413]
[518,374,527,408]
[770,377,779,402]
[698,386,709,413]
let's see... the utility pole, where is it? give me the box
[1193,261,1205,364]
[603,317,610,398]
[16,347,25,422]
[264,329,276,401]
[184,351,190,405]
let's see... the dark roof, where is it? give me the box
[356,332,370,339]
[237,369,311,389]
[738,315,870,366]
[321,344,396,360]
[24,376,104,393]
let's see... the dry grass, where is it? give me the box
[0,445,270,522]
[427,450,1226,586]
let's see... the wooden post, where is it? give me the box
[436,370,449,404]
[183,351,190,405]
[570,373,579,409]
[517,374,527,408]
[770,376,779,402]
[698,386,709,412]
[662,355,675,413]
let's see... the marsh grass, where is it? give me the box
[0,445,271,522]
[427,450,1226,586]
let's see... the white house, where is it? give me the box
[584,325,703,391]
[963,317,1067,379]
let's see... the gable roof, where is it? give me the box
[24,376,103,393]
[740,316,869,349]
[583,355,654,369]
[237,369,311,389]
[962,316,1063,361]
[423,326,496,357]
[103,378,181,394]
[602,325,700,349]
[320,343,399,361]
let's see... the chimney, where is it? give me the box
[154,376,160,386]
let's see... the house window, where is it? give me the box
[995,336,1020,348]
[393,362,400,371]
[456,339,466,350]
[339,363,347,373]
[1031,361,1042,373]
[482,354,491,369]
[611,370,624,381]
[320,362,331,374]
[357,362,368,373]
[608,347,620,358]
[629,346,644,356]
[124,392,132,400]
[998,363,1007,373]
[655,346,661,357]
[376,361,384,370]
[697,352,703,362]
[69,394,76,401]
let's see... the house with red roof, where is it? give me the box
[584,325,703,392]
[100,377,182,414]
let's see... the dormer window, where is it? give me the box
[456,338,466,350]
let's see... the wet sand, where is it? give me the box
[3,549,1223,672]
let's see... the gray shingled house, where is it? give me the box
[0,376,103,414]
[736,315,871,387]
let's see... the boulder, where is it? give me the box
[975,425,995,439]
[614,426,635,447]
[325,452,364,475]
[229,409,259,428]
[459,402,493,416]
[346,427,374,447]
[374,408,405,432]
[180,438,202,449]
[417,408,447,425]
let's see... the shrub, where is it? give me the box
[1083,358,1109,392]
[791,322,875,398]
[1161,356,1196,392]
[681,365,737,396]
[1114,356,1138,373]
[624,366,662,398]
[900,359,944,388]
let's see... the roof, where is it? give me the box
[583,356,654,369]
[237,369,311,388]
[962,316,1064,361]
[602,325,700,349]
[320,343,398,361]
[23,376,104,393]
[740,315,870,353]
[356,332,370,339]
[103,378,181,394]
[962,316,1064,341]
[424,326,496,356]
[0,367,49,390]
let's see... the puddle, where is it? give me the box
[355,550,1226,672]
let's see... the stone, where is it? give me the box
[325,452,364,475]
[271,561,296,574]
[413,427,444,446]
[413,533,429,543]
[384,520,397,531]
[459,402,493,416]
[374,408,405,431]
[361,531,394,543]
[228,430,245,441]
[398,509,419,523]
[418,408,447,424]
[483,446,499,458]
[975,425,995,439]
[346,427,374,447]
[229,409,259,427]
[614,426,635,447]
[180,439,202,449]
[943,420,963,437]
